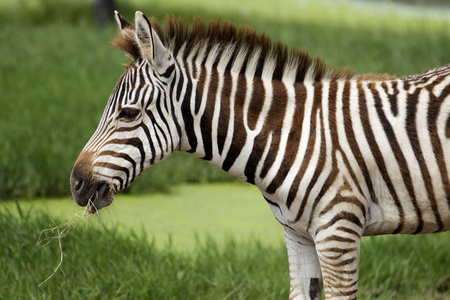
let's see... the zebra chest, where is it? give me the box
[261,190,312,238]
[259,157,371,240]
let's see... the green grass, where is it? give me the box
[1,193,449,299]
[1,0,450,199]
[4,183,284,250]
[0,206,290,299]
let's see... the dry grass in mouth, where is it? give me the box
[35,200,97,287]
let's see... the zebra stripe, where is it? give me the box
[70,12,450,300]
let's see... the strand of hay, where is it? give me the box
[36,201,95,287]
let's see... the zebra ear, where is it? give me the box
[134,11,172,72]
[114,10,132,30]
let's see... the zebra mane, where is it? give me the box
[112,16,354,83]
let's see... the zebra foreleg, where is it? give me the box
[284,229,323,300]
[313,216,363,299]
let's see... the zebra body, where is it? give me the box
[71,11,450,299]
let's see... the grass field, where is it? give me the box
[1,183,449,299]
[4,183,284,250]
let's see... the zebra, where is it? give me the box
[70,11,450,299]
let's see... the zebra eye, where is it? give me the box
[117,107,140,121]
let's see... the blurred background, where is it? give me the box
[0,0,449,299]
[1,0,449,200]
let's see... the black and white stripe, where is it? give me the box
[71,12,450,299]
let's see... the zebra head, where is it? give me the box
[71,12,180,212]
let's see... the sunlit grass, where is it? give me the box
[0,205,290,299]
[1,197,448,299]
[5,183,284,250]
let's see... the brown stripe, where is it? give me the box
[261,81,289,189]
[97,150,137,181]
[222,75,247,171]
[341,80,377,203]
[292,83,324,217]
[428,92,450,214]
[319,195,366,220]
[247,77,266,130]
[371,83,423,233]
[180,63,197,152]
[264,82,304,192]
[406,87,443,231]
[316,235,356,244]
[200,68,219,161]
[93,161,129,190]
[287,86,317,209]
[195,66,207,114]
[315,212,363,236]
[217,71,232,155]
[358,82,404,233]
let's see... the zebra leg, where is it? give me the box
[314,215,363,299]
[284,228,323,300]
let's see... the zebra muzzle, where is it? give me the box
[71,163,115,213]
[71,177,115,213]
[71,151,116,213]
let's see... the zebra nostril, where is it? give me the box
[70,174,90,206]
[74,178,84,192]
[70,171,89,198]
[71,151,96,206]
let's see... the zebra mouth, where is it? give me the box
[85,182,115,214]
[71,151,116,213]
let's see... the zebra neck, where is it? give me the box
[180,67,308,185]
